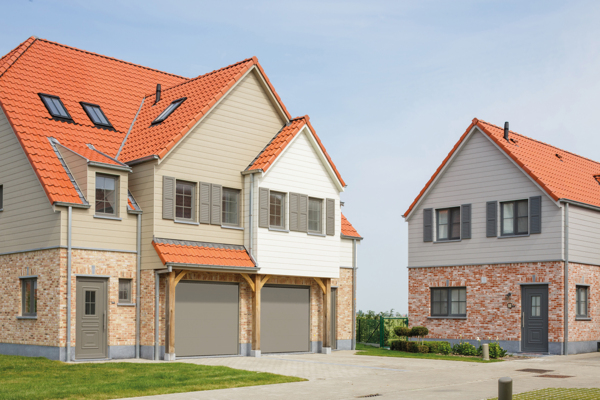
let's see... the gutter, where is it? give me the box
[558,198,600,213]
[54,202,91,209]
[126,155,159,166]
[87,162,132,173]
[165,263,260,273]
[563,202,569,355]
[135,214,141,358]
[66,206,72,362]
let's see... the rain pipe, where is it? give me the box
[352,239,357,350]
[564,202,569,355]
[66,206,72,361]
[135,214,141,358]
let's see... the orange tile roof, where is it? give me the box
[152,238,255,268]
[245,115,346,187]
[404,118,600,217]
[57,143,127,167]
[341,213,362,239]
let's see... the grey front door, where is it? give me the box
[331,288,337,350]
[76,278,108,359]
[262,285,310,353]
[521,285,549,353]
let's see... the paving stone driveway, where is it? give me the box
[119,351,600,400]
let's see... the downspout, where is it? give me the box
[352,239,357,350]
[564,202,569,355]
[66,206,72,362]
[135,214,141,358]
[249,173,254,258]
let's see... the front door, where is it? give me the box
[76,278,108,359]
[521,285,549,353]
[331,288,337,350]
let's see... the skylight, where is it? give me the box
[39,94,71,120]
[152,98,186,125]
[81,102,112,128]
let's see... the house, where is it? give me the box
[0,37,362,361]
[404,118,599,355]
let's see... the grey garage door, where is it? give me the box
[175,281,239,357]
[262,285,310,353]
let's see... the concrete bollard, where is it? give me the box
[498,377,512,400]
[483,343,490,361]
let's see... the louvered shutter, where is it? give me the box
[289,193,299,231]
[210,184,222,225]
[423,208,433,242]
[162,176,175,220]
[299,194,308,232]
[486,201,497,237]
[530,196,542,234]
[326,198,335,236]
[259,188,269,228]
[461,204,471,239]
[199,182,211,224]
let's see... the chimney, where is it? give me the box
[155,84,161,104]
[504,121,509,141]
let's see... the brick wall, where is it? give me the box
[332,268,354,340]
[568,263,600,342]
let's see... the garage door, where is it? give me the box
[261,285,310,353]
[175,281,239,357]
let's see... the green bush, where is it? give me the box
[488,342,508,358]
[416,345,429,353]
[410,326,429,340]
[406,341,419,353]
[389,339,402,351]
[452,341,478,356]
[394,326,411,338]
[424,341,452,355]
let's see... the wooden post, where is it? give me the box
[165,270,176,360]
[323,278,332,352]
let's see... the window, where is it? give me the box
[95,174,118,216]
[21,278,37,317]
[222,188,240,226]
[81,102,112,128]
[437,207,460,240]
[39,93,71,120]
[269,191,285,228]
[85,290,96,315]
[152,98,186,125]
[576,286,589,318]
[430,287,466,317]
[119,279,132,303]
[308,198,322,233]
[501,200,528,236]
[176,181,195,221]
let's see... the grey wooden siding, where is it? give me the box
[567,205,600,265]
[407,129,563,267]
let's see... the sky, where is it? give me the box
[2,0,600,314]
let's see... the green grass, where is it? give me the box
[355,343,503,363]
[0,354,304,400]
[488,388,600,399]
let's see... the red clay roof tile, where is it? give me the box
[341,213,362,239]
[152,239,255,268]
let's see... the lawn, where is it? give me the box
[0,354,304,400]
[355,343,504,363]
[488,388,600,399]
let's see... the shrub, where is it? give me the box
[394,326,411,338]
[416,345,429,353]
[488,342,508,359]
[410,326,429,344]
[406,341,419,353]
[452,341,478,356]
[389,339,402,351]
[423,341,452,355]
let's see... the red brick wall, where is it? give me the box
[568,263,600,342]
[332,268,354,340]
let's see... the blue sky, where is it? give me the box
[2,0,600,313]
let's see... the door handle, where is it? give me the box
[104,311,107,332]
[522,312,524,328]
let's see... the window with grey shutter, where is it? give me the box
[259,187,269,228]
[461,204,471,239]
[530,196,542,234]
[423,208,433,242]
[299,194,308,232]
[289,193,299,231]
[199,182,211,224]
[326,198,335,236]
[486,201,497,237]
[162,176,175,220]
[210,184,222,225]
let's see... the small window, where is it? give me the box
[95,174,118,216]
[21,278,37,317]
[437,207,460,240]
[308,198,323,233]
[81,102,112,128]
[501,200,528,236]
[152,97,186,125]
[269,191,285,228]
[0,184,3,211]
[176,180,195,221]
[222,188,240,226]
[39,94,71,120]
[430,287,466,317]
[85,290,96,315]
[576,286,589,318]
[119,279,132,303]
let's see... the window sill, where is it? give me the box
[268,227,289,233]
[117,303,136,307]
[575,317,592,321]
[16,316,37,320]
[222,225,243,231]
[434,239,462,243]
[94,215,122,221]
[498,233,530,239]
[427,316,467,320]
[308,232,326,237]
[174,220,199,226]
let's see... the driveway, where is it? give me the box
[118,350,600,400]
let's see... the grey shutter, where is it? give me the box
[289,193,299,231]
[530,196,542,234]
[210,184,222,225]
[486,201,497,237]
[299,194,308,232]
[326,198,335,236]
[259,187,269,228]
[162,176,175,220]
[423,208,433,242]
[461,204,471,239]
[199,182,211,224]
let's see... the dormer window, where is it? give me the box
[39,94,71,120]
[81,102,112,128]
[152,98,186,125]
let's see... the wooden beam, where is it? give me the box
[174,270,187,286]
[314,277,326,294]
[252,274,261,351]
[240,273,255,292]
[258,275,271,291]
[165,271,176,359]
[323,278,332,349]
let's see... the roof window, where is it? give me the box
[81,102,112,128]
[39,94,71,120]
[152,98,186,125]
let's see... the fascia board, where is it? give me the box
[251,67,289,123]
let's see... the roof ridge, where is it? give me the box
[0,36,37,79]
[35,37,189,80]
